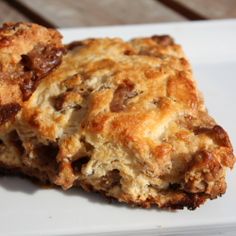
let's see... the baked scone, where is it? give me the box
[0,23,234,210]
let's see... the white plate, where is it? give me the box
[0,19,236,236]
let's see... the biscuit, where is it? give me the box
[0,24,234,209]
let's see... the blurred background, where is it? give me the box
[0,0,235,28]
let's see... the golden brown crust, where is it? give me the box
[0,25,234,210]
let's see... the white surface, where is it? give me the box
[0,19,236,236]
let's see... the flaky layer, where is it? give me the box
[0,25,234,209]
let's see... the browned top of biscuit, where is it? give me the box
[16,36,234,201]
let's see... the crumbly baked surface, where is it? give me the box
[0,22,234,210]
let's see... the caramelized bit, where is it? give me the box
[194,125,232,148]
[21,44,66,100]
[110,80,137,112]
[0,103,21,125]
[194,126,212,135]
[22,44,65,77]
[19,72,34,100]
[151,35,174,46]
